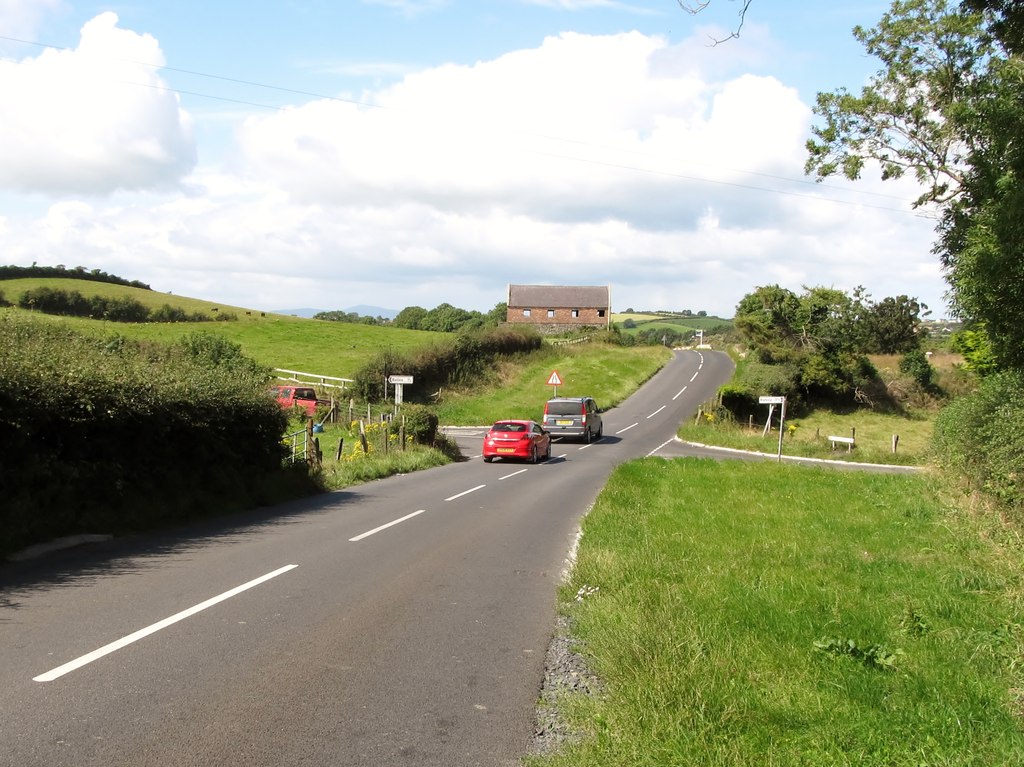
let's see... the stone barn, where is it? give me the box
[505,284,611,334]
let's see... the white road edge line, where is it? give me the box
[647,405,666,419]
[33,564,299,683]
[647,438,676,457]
[499,469,528,480]
[616,423,639,434]
[672,386,688,401]
[445,484,486,501]
[350,509,427,542]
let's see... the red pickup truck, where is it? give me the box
[270,385,319,416]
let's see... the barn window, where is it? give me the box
[547,309,555,318]
[523,309,531,317]
[571,309,580,318]
[597,309,606,318]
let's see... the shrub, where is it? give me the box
[899,348,936,389]
[932,370,1024,513]
[390,403,439,445]
[719,360,802,420]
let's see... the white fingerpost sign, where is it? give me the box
[389,375,414,405]
[758,395,787,462]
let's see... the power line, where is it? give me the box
[0,32,925,213]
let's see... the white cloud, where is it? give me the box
[1,22,947,318]
[0,12,195,195]
[0,0,65,43]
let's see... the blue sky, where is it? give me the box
[0,1,948,317]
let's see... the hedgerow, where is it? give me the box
[16,286,237,322]
[932,370,1024,516]
[352,325,543,402]
[0,314,309,558]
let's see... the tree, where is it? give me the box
[805,0,1024,370]
[866,295,928,353]
[964,0,1024,52]
[734,284,801,363]
[421,303,477,333]
[393,306,428,330]
[734,285,896,403]
[485,302,508,327]
[677,0,753,42]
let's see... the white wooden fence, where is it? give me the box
[274,368,354,390]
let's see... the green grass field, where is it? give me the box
[529,460,1024,766]
[0,278,446,379]
[612,313,734,341]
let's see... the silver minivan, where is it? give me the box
[542,396,604,442]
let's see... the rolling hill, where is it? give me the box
[0,277,445,379]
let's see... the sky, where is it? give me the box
[0,0,951,319]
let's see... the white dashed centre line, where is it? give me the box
[647,405,666,419]
[616,423,639,434]
[499,469,528,480]
[689,371,699,382]
[672,386,688,401]
[445,484,486,501]
[350,509,427,542]
[33,564,299,682]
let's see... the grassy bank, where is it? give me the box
[679,407,934,466]
[531,460,1024,766]
[0,284,445,379]
[433,343,670,425]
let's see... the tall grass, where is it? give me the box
[530,460,1024,766]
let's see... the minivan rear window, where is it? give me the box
[546,401,583,416]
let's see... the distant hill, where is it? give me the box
[347,305,399,320]
[274,305,400,319]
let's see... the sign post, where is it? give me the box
[388,375,414,407]
[546,370,563,398]
[758,395,786,462]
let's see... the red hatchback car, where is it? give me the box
[482,420,552,463]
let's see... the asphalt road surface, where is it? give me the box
[0,349,733,767]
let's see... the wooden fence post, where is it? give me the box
[335,438,344,461]
[892,434,899,454]
[359,420,368,454]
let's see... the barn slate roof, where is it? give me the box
[507,284,610,308]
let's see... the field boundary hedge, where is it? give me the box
[0,314,315,559]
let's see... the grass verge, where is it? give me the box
[529,459,1024,766]
[679,407,934,466]
[433,343,670,425]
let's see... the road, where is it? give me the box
[0,349,733,767]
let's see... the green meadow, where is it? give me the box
[0,278,445,379]
[529,460,1024,766]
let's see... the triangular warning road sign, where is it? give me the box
[547,370,563,386]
